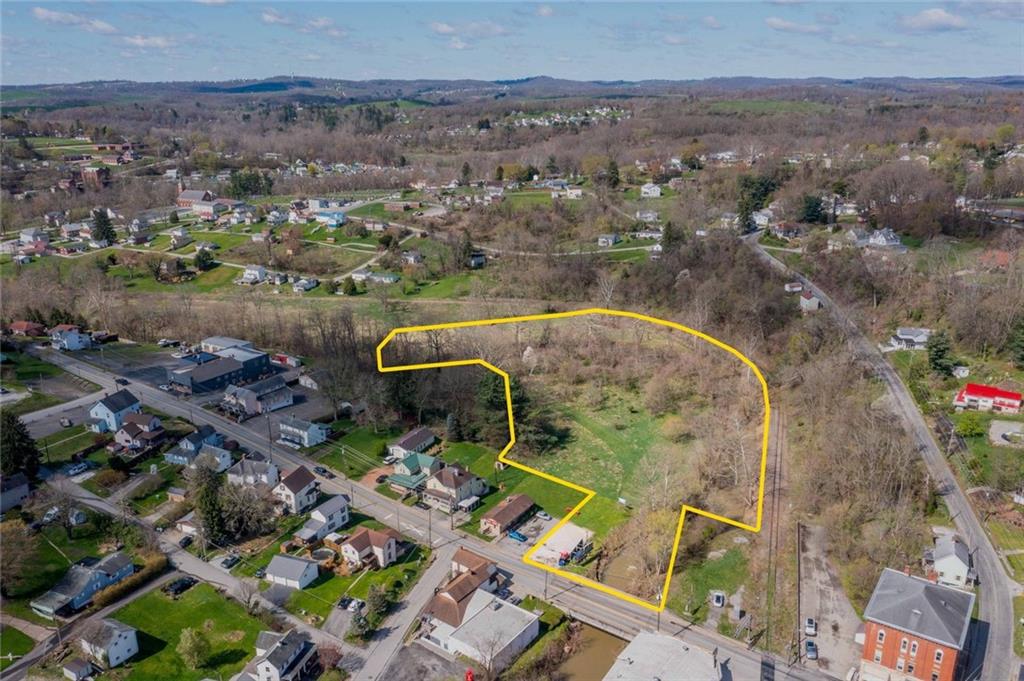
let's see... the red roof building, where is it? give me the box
[8,321,46,336]
[952,383,1022,414]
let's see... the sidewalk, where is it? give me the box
[0,613,53,642]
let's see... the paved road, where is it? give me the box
[37,347,839,681]
[744,234,1021,681]
[20,388,106,439]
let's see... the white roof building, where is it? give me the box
[603,632,722,680]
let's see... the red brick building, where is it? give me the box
[859,568,974,681]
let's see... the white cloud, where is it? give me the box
[662,33,686,45]
[702,15,723,30]
[900,8,967,32]
[461,20,508,38]
[260,8,290,25]
[961,1,1023,21]
[815,12,840,26]
[31,7,117,34]
[765,16,825,34]
[448,37,468,50]
[430,21,457,35]
[122,35,175,49]
[307,17,332,30]
[536,4,554,17]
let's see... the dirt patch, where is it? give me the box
[360,465,392,486]
[222,630,246,643]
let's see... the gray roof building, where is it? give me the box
[863,568,975,650]
[96,389,140,413]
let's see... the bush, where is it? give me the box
[91,552,168,608]
[92,469,128,490]
[129,474,165,500]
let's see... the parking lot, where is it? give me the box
[800,524,862,675]
[496,514,557,555]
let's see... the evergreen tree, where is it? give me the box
[91,209,116,244]
[194,249,214,271]
[366,583,389,619]
[0,412,41,478]
[456,229,474,270]
[926,330,955,377]
[446,412,463,442]
[169,210,179,224]
[494,165,504,182]
[460,161,472,186]
[797,195,825,224]
[189,464,225,544]
[605,159,620,188]
[342,276,358,296]
[661,221,686,255]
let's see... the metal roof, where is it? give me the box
[863,568,975,650]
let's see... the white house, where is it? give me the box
[928,536,973,589]
[868,228,902,248]
[387,426,437,458]
[800,291,823,313]
[49,324,91,351]
[293,495,349,544]
[597,233,621,248]
[240,264,267,285]
[265,554,319,589]
[340,526,401,568]
[422,464,488,514]
[278,416,331,448]
[235,629,319,681]
[88,390,141,433]
[891,327,932,350]
[227,459,280,488]
[273,466,319,513]
[640,183,662,198]
[79,619,139,669]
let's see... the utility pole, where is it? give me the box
[265,415,274,465]
[427,507,432,547]
[544,570,549,600]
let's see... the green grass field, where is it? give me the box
[503,191,554,210]
[346,202,393,220]
[703,99,833,115]
[37,424,102,464]
[107,262,240,293]
[313,425,401,479]
[0,625,34,671]
[988,519,1024,552]
[666,547,749,623]
[108,583,264,681]
[1015,596,1024,657]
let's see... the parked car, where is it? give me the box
[255,567,266,578]
[347,598,364,613]
[805,640,818,660]
[414,501,430,511]
[805,618,817,637]
[507,530,528,543]
[535,511,552,521]
[711,591,727,608]
[220,554,241,569]
[59,417,73,428]
[178,535,193,549]
[42,506,60,524]
[115,377,129,386]
[375,475,388,484]
[337,596,353,610]
[157,339,180,347]
[67,463,88,476]
[313,466,335,479]
[158,384,172,392]
[163,577,197,596]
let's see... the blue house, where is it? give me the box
[315,210,347,229]
[88,390,141,433]
[31,552,134,619]
[164,425,224,466]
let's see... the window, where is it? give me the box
[931,674,939,681]
[908,664,915,674]
[874,650,883,663]
[901,638,909,652]
[935,650,943,664]
[897,660,905,672]
[877,629,886,643]
[910,642,918,656]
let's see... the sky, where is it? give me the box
[1,1,1021,86]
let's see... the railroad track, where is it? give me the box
[763,407,789,653]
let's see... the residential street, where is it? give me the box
[745,234,1022,681]
[31,345,839,681]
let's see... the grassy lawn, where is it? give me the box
[189,231,252,250]
[1006,553,1024,580]
[0,392,63,417]
[285,545,430,621]
[0,520,109,624]
[232,515,308,578]
[37,425,104,465]
[0,352,96,417]
[107,583,264,681]
[503,191,553,210]
[1015,596,1024,657]
[314,425,401,479]
[346,202,393,220]
[666,547,749,624]
[0,625,34,670]
[988,519,1024,552]
[107,262,239,294]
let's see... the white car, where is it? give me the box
[805,618,818,637]
[535,511,553,521]
[158,384,172,392]
[67,463,88,476]
[42,506,60,523]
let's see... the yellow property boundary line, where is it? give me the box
[376,307,771,613]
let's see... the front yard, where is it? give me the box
[0,625,35,671]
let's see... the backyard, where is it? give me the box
[0,625,35,671]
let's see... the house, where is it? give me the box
[293,495,349,544]
[273,466,319,513]
[8,320,46,336]
[423,464,488,514]
[635,209,659,223]
[597,233,621,248]
[167,487,187,503]
[50,324,91,351]
[88,390,141,433]
[227,458,280,488]
[279,417,331,448]
[603,632,722,681]
[892,327,933,350]
[387,451,443,492]
[401,250,424,266]
[467,250,487,269]
[800,290,822,313]
[19,227,48,245]
[30,552,134,619]
[163,425,223,466]
[222,375,294,418]
[291,278,319,293]
[868,227,902,249]
[175,510,198,536]
[340,526,402,568]
[191,200,226,221]
[924,536,974,589]
[233,629,320,681]
[784,282,803,294]
[201,336,253,354]
[0,472,30,513]
[240,264,267,285]
[770,222,805,240]
[168,227,192,249]
[952,383,1022,414]
[829,227,870,251]
[114,413,164,451]
[388,426,437,458]
[422,548,537,673]
[79,618,138,669]
[176,189,213,209]
[752,208,774,228]
[640,183,662,198]
[192,443,233,472]
[480,494,535,537]
[859,568,974,681]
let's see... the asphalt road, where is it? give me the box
[744,234,1021,681]
[34,346,840,681]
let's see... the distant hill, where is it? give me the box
[2,74,1020,110]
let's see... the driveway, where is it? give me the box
[381,640,466,681]
[799,524,865,677]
